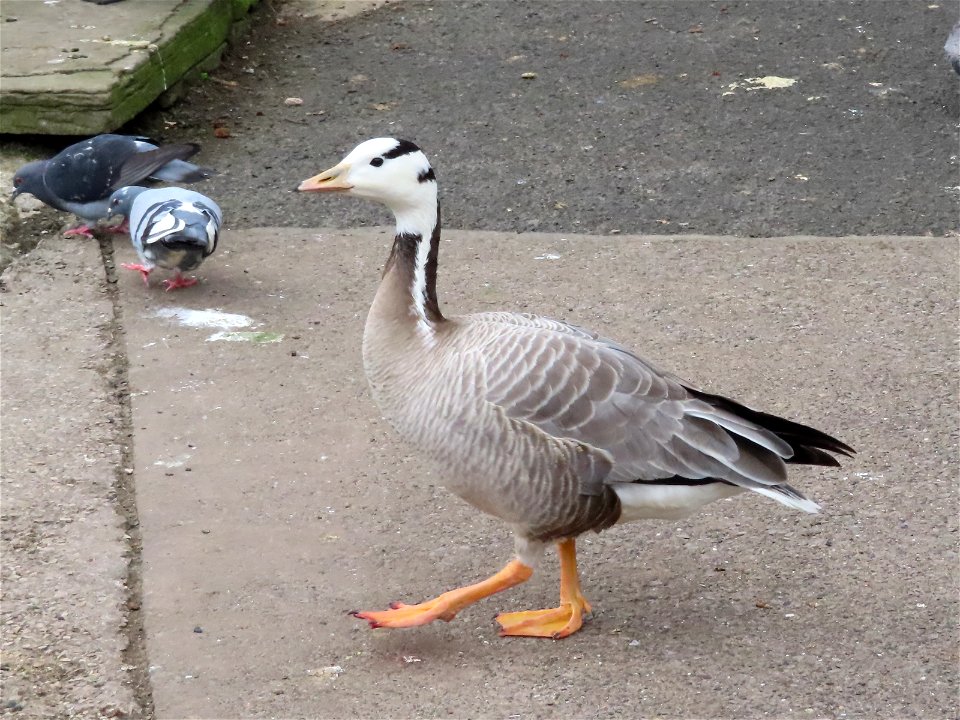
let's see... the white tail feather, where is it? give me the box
[750,485,821,513]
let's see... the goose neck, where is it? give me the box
[379,199,444,327]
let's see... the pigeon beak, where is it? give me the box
[298,163,353,192]
[10,187,22,199]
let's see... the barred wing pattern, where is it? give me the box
[470,312,851,498]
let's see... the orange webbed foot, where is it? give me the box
[350,596,459,629]
[495,598,590,639]
[496,537,591,639]
[350,559,533,631]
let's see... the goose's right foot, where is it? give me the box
[350,559,533,630]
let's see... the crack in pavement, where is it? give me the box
[97,235,155,720]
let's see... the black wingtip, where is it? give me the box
[686,386,855,463]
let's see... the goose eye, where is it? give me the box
[370,157,384,167]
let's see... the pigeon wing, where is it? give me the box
[110,143,201,190]
[44,135,139,203]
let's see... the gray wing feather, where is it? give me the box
[469,312,795,492]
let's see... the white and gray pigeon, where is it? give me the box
[946,21,960,75]
[11,134,213,239]
[106,186,221,291]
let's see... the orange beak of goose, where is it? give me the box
[297,163,352,192]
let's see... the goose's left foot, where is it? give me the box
[495,599,590,639]
[496,538,591,639]
[351,558,532,630]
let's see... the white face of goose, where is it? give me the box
[298,138,437,231]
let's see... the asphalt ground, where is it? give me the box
[130,0,959,237]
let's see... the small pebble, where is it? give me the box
[193,626,203,633]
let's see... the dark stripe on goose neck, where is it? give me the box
[384,200,444,323]
[383,139,421,159]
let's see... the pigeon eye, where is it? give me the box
[370,157,384,167]
[13,177,22,186]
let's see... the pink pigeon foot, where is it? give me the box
[162,273,198,292]
[121,263,152,286]
[63,225,96,239]
[108,220,130,235]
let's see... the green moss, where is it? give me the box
[0,0,261,135]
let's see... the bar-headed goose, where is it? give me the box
[298,138,854,639]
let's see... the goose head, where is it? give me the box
[298,138,437,225]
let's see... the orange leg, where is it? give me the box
[351,559,533,629]
[496,538,591,639]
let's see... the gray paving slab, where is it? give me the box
[1,235,143,718]
[115,227,957,719]
[0,0,258,135]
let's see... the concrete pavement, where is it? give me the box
[9,226,954,718]
[1,235,143,718]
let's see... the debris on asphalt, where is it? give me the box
[618,73,659,88]
[722,75,797,95]
[309,665,344,679]
[205,330,284,343]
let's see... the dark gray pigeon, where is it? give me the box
[106,186,222,291]
[11,134,213,238]
[947,21,960,75]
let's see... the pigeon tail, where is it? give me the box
[149,159,215,183]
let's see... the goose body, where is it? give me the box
[299,138,853,637]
